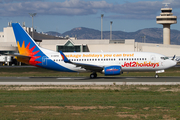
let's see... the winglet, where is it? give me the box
[59,51,71,63]
[172,55,176,60]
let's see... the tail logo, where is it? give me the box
[17,41,42,66]
[61,54,65,60]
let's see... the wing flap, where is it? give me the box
[72,62,103,72]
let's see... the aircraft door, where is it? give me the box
[150,55,156,63]
[161,61,164,66]
[42,56,47,66]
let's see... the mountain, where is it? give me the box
[46,27,180,45]
[62,27,101,39]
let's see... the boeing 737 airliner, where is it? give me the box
[11,23,177,78]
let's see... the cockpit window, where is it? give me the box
[161,57,169,60]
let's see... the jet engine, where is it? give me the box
[102,65,122,76]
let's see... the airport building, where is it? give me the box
[156,4,177,45]
[0,5,180,65]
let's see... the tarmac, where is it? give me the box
[0,76,180,85]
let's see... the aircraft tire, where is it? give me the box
[90,73,97,79]
[90,74,95,79]
[155,74,159,78]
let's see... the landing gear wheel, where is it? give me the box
[90,73,97,79]
[155,74,159,78]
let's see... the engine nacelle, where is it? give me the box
[103,65,122,76]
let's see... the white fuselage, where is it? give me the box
[41,48,176,73]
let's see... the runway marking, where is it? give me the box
[57,78,72,79]
[125,78,136,79]
[16,77,29,79]
[56,77,86,80]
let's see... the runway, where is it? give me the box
[0,76,180,85]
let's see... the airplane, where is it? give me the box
[11,23,177,78]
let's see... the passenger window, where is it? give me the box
[129,58,131,60]
[142,58,144,60]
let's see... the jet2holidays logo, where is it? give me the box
[122,62,159,68]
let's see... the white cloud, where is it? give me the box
[0,0,180,19]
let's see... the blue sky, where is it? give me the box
[0,0,180,33]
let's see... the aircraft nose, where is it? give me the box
[171,60,177,67]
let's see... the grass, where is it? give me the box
[0,66,180,77]
[0,85,180,119]
[0,67,180,119]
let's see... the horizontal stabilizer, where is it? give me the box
[5,53,31,58]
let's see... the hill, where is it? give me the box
[46,27,180,45]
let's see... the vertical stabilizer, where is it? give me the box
[12,23,43,66]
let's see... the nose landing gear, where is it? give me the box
[155,74,159,78]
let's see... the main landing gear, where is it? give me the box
[90,72,97,79]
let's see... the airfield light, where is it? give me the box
[110,21,113,40]
[29,13,37,39]
[101,14,104,39]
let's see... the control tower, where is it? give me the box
[156,3,177,45]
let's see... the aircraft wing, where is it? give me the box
[59,51,103,72]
